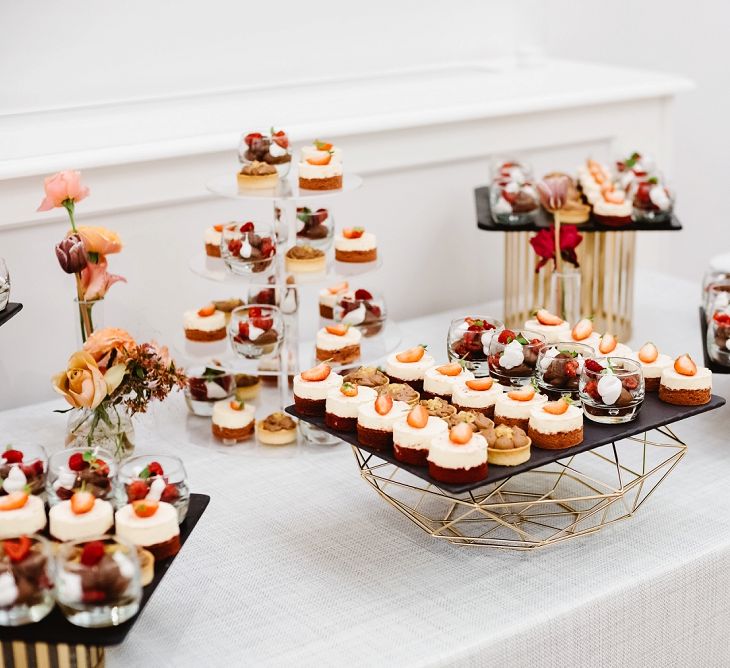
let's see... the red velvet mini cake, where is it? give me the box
[427,423,488,485]
[393,405,449,466]
[324,383,378,432]
[293,363,343,416]
[356,395,409,451]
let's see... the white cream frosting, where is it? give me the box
[423,366,474,396]
[630,352,673,379]
[499,340,525,369]
[2,467,26,494]
[57,571,83,605]
[523,319,571,343]
[649,185,671,210]
[494,392,548,420]
[325,386,378,418]
[0,572,18,607]
[334,232,377,253]
[385,352,436,381]
[571,332,601,349]
[393,416,449,450]
[315,327,362,351]
[493,195,513,215]
[593,197,632,217]
[299,146,343,179]
[596,342,633,358]
[318,287,351,309]
[183,309,226,332]
[293,371,343,400]
[211,400,255,429]
[660,366,712,391]
[341,303,367,325]
[49,499,114,542]
[115,502,180,547]
[528,404,583,434]
[0,495,47,539]
[204,227,222,245]
[597,373,623,405]
[428,432,488,470]
[451,381,504,408]
[357,400,409,431]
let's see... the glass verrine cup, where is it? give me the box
[184,365,235,417]
[333,289,387,337]
[228,304,283,359]
[702,271,730,304]
[535,342,595,402]
[707,307,730,367]
[579,357,645,424]
[489,180,540,225]
[56,535,141,628]
[115,455,189,523]
[447,315,505,377]
[220,222,277,276]
[0,535,54,626]
[631,176,674,223]
[489,158,533,184]
[296,206,334,249]
[0,259,9,311]
[488,329,546,387]
[238,129,292,178]
[0,444,47,496]
[703,279,730,321]
[46,447,116,507]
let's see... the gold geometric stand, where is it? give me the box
[504,230,636,340]
[0,642,104,668]
[352,426,685,550]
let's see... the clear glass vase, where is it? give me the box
[74,297,104,346]
[66,403,135,462]
[550,270,582,325]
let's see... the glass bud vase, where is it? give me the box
[66,403,135,462]
[551,270,582,325]
[74,297,104,346]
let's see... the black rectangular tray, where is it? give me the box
[0,303,22,328]
[287,396,725,495]
[475,186,683,233]
[0,493,210,646]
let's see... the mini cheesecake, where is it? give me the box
[211,400,255,442]
[393,409,449,466]
[256,412,298,446]
[204,225,223,257]
[238,160,278,190]
[298,142,343,190]
[293,364,343,416]
[285,245,326,274]
[115,500,181,560]
[427,424,489,484]
[0,493,47,540]
[528,401,584,450]
[325,384,378,432]
[659,355,712,406]
[631,343,673,392]
[356,396,409,451]
[385,346,435,394]
[184,305,227,342]
[594,334,632,358]
[318,282,350,319]
[49,493,114,542]
[451,378,504,419]
[315,325,362,364]
[494,387,548,431]
[334,228,377,263]
[524,310,571,344]
[421,363,474,401]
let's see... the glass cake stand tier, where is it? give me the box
[206,173,363,201]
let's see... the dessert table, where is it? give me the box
[2,269,730,667]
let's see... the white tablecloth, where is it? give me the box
[2,270,729,667]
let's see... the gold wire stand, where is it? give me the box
[352,426,685,550]
[504,230,635,340]
[0,642,104,668]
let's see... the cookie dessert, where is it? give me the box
[482,423,531,467]
[298,140,343,190]
[293,363,343,416]
[528,398,584,450]
[204,224,223,257]
[427,423,488,485]
[659,354,712,406]
[393,405,449,466]
[325,383,378,432]
[357,395,409,451]
[49,490,114,542]
[115,499,181,560]
[0,493,47,540]
[285,245,326,274]
[385,345,435,393]
[0,447,45,496]
[422,363,474,401]
[318,281,349,319]
[494,385,548,431]
[451,377,504,419]
[334,227,377,263]
[184,304,226,342]
[211,399,255,442]
[237,160,278,190]
[315,324,362,364]
[523,310,571,344]
[256,412,298,446]
[630,342,672,392]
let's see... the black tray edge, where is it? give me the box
[0,303,23,328]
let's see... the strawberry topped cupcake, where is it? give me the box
[315,323,362,364]
[451,377,504,419]
[184,304,226,342]
[385,345,435,393]
[422,363,474,401]
[356,394,409,451]
[293,363,343,416]
[524,309,571,343]
[393,405,449,466]
[428,423,488,484]
[334,227,377,263]
[325,383,378,432]
[528,398,584,450]
[630,342,673,392]
[494,385,548,431]
[299,140,343,190]
[659,354,712,406]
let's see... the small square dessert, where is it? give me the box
[298,140,343,190]
[422,363,474,401]
[356,394,409,451]
[204,224,223,257]
[659,354,712,406]
[630,342,673,392]
[493,385,548,431]
[315,324,362,364]
[334,227,377,263]
[293,363,343,416]
[393,405,448,466]
[524,309,571,344]
[385,345,435,394]
[528,398,584,450]
[483,423,531,467]
[451,377,504,419]
[324,383,378,432]
[211,399,255,443]
[184,304,227,342]
[319,281,350,319]
[427,423,489,484]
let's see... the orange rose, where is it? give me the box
[83,328,136,370]
[52,351,107,409]
[75,226,123,255]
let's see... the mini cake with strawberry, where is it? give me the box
[204,224,224,257]
[184,304,227,342]
[524,309,571,343]
[122,459,186,523]
[299,140,343,190]
[285,245,327,274]
[315,323,362,364]
[422,362,474,401]
[211,399,256,443]
[659,354,712,406]
[293,363,343,416]
[356,394,410,451]
[594,333,632,358]
[569,318,601,350]
[393,405,449,466]
[335,289,385,336]
[631,342,673,392]
[318,282,350,319]
[240,129,291,177]
[528,398,584,450]
[592,185,632,226]
[385,345,435,393]
[451,377,504,419]
[0,492,47,540]
[115,498,181,560]
[494,385,548,431]
[482,423,531,467]
[325,383,378,432]
[49,489,114,542]
[427,423,489,484]
[334,227,377,263]
[0,447,45,496]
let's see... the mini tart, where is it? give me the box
[237,161,278,190]
[204,226,222,257]
[493,392,548,431]
[315,327,362,364]
[421,366,474,400]
[0,495,47,540]
[49,498,114,542]
[419,397,457,420]
[630,352,672,392]
[137,547,155,586]
[384,351,436,393]
[234,374,261,402]
[213,298,244,324]
[285,245,326,274]
[523,319,571,344]
[256,412,298,446]
[211,400,255,442]
[342,366,389,390]
[451,381,504,419]
[324,385,378,432]
[427,431,488,484]
[484,424,531,466]
[393,416,449,466]
[115,502,181,560]
[356,400,410,451]
[378,383,420,407]
[293,371,343,416]
[527,404,584,450]
[658,366,712,406]
[184,309,227,342]
[334,232,377,263]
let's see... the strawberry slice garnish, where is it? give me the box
[603,190,625,204]
[326,324,348,336]
[244,132,262,147]
[674,354,697,377]
[2,449,22,464]
[497,329,516,344]
[584,359,604,373]
[598,334,617,354]
[396,346,426,363]
[229,400,244,411]
[374,394,393,416]
[80,541,106,567]
[197,304,216,317]
[126,480,149,503]
[240,221,255,233]
[0,491,28,511]
[449,422,473,445]
[543,399,569,415]
[213,224,224,232]
[465,378,494,391]
[306,153,332,166]
[436,363,462,377]
[3,536,31,563]
[327,281,348,294]
[147,461,164,477]
[535,309,563,326]
[354,289,373,300]
[250,316,274,331]
[161,483,180,503]
[71,490,95,515]
[314,140,333,151]
[638,342,659,364]
[342,227,364,239]
[407,405,429,428]
[271,129,289,148]
[301,363,331,382]
[507,386,535,402]
[133,499,159,518]
[572,318,593,341]
[340,383,358,397]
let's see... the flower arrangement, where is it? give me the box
[38,171,125,341]
[52,327,186,459]
[529,225,583,272]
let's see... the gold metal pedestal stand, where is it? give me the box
[0,642,104,668]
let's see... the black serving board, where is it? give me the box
[699,306,730,374]
[287,396,725,495]
[0,303,22,328]
[475,186,683,233]
[0,493,210,647]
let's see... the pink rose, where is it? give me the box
[79,257,126,300]
[37,171,89,211]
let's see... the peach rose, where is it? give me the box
[103,363,128,394]
[37,171,89,211]
[79,257,126,301]
[83,328,136,370]
[52,351,107,409]
[75,226,123,255]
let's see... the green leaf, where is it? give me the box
[82,450,94,462]
[139,465,151,480]
[515,334,529,345]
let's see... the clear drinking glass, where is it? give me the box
[704,279,730,320]
[702,271,730,303]
[0,444,47,496]
[487,330,546,387]
[0,259,9,311]
[707,308,730,367]
[489,158,533,183]
[46,447,116,507]
[296,206,334,249]
[238,130,292,178]
[184,365,236,416]
[229,304,283,359]
[551,270,582,325]
[447,315,504,377]
[535,342,595,402]
[220,222,277,276]
[579,357,645,424]
[56,536,141,628]
[631,177,674,223]
[333,289,387,337]
[489,181,540,225]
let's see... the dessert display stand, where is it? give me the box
[475,186,683,340]
[0,494,209,668]
[699,307,730,374]
[0,303,22,328]
[288,396,724,550]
